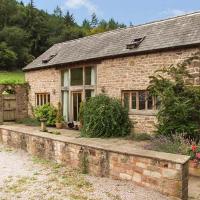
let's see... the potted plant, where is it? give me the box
[55,102,64,129]
[34,104,57,132]
[34,105,49,132]
[188,144,200,177]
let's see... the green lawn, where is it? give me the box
[0,71,25,84]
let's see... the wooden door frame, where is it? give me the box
[71,91,83,122]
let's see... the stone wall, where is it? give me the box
[0,84,28,123]
[25,68,61,115]
[96,47,200,133]
[25,47,200,133]
[0,127,190,199]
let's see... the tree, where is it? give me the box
[0,0,126,70]
[107,18,125,30]
[64,11,75,27]
[0,0,17,29]
[30,0,34,8]
[0,42,17,70]
[82,19,91,29]
[82,19,91,35]
[0,26,32,67]
[90,13,98,28]
[130,22,134,27]
[53,6,62,18]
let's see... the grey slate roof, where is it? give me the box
[23,11,200,71]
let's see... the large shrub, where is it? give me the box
[79,94,132,138]
[34,104,57,126]
[148,51,200,142]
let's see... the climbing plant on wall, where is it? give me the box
[148,51,200,142]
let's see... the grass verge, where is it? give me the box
[0,71,25,84]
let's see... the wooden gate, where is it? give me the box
[3,94,16,121]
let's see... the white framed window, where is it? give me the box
[61,66,96,122]
[122,90,158,111]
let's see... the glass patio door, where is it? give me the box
[72,91,82,121]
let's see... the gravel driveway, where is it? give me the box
[0,145,170,200]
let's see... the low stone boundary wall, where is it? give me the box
[0,127,190,200]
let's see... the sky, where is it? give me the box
[18,0,200,25]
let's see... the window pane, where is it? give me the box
[139,91,145,110]
[91,67,96,85]
[85,67,92,85]
[155,96,161,110]
[124,93,129,109]
[71,68,83,86]
[40,94,43,106]
[36,95,39,106]
[62,70,69,87]
[47,94,50,103]
[147,94,153,110]
[85,90,92,100]
[131,93,137,109]
[44,95,46,104]
[85,90,95,100]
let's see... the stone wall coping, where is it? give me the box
[129,110,157,116]
[0,125,190,164]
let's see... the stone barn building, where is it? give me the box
[23,12,200,134]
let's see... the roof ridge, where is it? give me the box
[55,10,200,45]
[130,10,200,29]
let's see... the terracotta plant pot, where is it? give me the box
[191,160,199,168]
[189,160,200,177]
[56,122,63,129]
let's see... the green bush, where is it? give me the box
[34,104,57,126]
[148,51,200,142]
[79,94,132,138]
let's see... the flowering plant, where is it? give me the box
[188,144,200,164]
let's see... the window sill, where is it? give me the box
[129,110,157,116]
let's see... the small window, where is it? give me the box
[36,93,50,106]
[122,90,157,111]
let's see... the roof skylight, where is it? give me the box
[126,36,146,49]
[42,54,57,64]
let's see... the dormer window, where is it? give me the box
[42,54,57,64]
[126,37,145,49]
